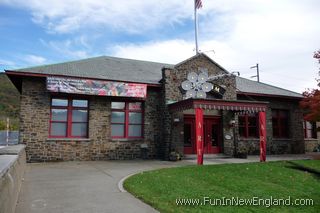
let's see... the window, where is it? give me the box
[238,114,258,138]
[50,98,88,138]
[111,102,143,138]
[303,121,317,139]
[272,109,289,138]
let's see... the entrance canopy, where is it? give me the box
[168,98,268,113]
[168,98,268,164]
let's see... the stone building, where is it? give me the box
[5,53,312,162]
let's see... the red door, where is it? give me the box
[184,116,221,154]
[204,118,221,154]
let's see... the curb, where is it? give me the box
[118,172,140,192]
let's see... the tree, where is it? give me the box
[300,50,320,121]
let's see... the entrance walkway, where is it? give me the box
[16,154,312,213]
[15,160,190,213]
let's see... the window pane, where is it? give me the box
[111,102,125,109]
[248,127,257,137]
[279,110,288,118]
[280,127,288,137]
[72,123,87,137]
[272,110,278,118]
[129,102,142,110]
[248,117,257,126]
[129,112,142,124]
[273,126,279,137]
[111,112,125,123]
[51,123,67,136]
[51,109,67,121]
[129,125,142,137]
[306,121,312,129]
[238,116,245,126]
[272,118,278,123]
[72,110,88,122]
[52,99,68,106]
[307,130,312,138]
[72,100,88,107]
[111,124,124,137]
[239,127,246,137]
[280,119,288,128]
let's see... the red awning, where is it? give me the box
[168,98,267,113]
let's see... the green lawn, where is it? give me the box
[124,160,320,213]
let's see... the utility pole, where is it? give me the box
[250,63,260,82]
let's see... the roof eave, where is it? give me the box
[237,91,303,100]
[5,70,162,88]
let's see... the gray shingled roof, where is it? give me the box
[8,55,302,98]
[12,56,171,84]
[236,76,302,98]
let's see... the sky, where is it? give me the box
[0,0,319,93]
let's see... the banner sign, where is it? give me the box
[47,77,147,98]
[195,108,204,165]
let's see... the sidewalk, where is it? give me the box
[15,154,313,213]
[15,160,190,213]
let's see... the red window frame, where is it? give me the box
[238,114,258,138]
[303,121,317,139]
[49,97,89,138]
[111,102,144,139]
[272,109,289,138]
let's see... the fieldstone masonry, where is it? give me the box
[18,54,305,161]
[237,95,305,154]
[20,77,161,162]
[160,54,305,158]
[160,54,238,158]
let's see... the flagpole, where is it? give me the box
[194,0,199,54]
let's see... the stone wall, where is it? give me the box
[160,54,238,158]
[237,95,305,154]
[19,77,161,162]
[0,145,26,213]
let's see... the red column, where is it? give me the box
[195,108,204,165]
[259,112,267,162]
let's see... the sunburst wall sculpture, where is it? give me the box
[181,68,230,99]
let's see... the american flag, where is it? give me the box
[195,0,203,9]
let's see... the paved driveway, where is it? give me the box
[15,160,191,213]
[15,155,311,213]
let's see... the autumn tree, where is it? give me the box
[300,50,320,121]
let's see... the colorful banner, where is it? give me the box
[47,77,147,98]
[195,108,204,165]
[259,112,267,162]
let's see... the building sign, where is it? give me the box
[46,77,147,98]
[211,83,226,96]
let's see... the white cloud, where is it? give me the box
[2,0,320,93]
[24,54,46,65]
[0,59,15,67]
[111,0,320,93]
[113,40,194,64]
[0,0,193,34]
[40,38,89,59]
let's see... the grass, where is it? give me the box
[124,160,320,213]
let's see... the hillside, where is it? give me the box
[0,72,20,130]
